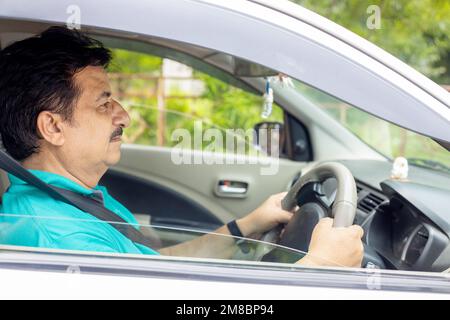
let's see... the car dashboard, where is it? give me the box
[336,160,450,272]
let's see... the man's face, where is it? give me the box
[60,66,130,171]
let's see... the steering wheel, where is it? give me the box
[254,162,357,262]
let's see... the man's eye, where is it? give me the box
[99,101,112,111]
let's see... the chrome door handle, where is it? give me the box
[214,180,248,198]
[218,185,247,194]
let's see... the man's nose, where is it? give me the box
[112,99,130,128]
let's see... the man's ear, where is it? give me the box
[36,111,66,146]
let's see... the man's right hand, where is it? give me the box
[297,217,364,268]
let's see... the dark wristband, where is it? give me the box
[227,219,244,239]
[227,220,250,254]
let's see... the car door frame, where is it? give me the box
[1,245,450,297]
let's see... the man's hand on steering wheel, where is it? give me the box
[236,192,294,238]
[237,191,364,268]
[298,217,364,268]
[235,162,366,268]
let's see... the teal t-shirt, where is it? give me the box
[0,170,159,255]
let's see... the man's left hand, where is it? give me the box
[236,192,294,237]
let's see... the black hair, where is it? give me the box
[0,26,112,161]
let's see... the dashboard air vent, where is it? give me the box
[357,183,386,214]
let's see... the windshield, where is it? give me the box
[0,213,306,264]
[291,80,450,173]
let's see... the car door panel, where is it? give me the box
[100,168,223,231]
[107,145,307,225]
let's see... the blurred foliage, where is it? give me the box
[195,72,283,131]
[109,49,283,154]
[108,49,162,74]
[291,0,450,83]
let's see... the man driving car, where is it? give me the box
[0,26,364,267]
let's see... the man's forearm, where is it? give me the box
[159,218,251,259]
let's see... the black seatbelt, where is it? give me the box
[0,149,155,249]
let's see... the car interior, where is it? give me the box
[0,20,450,274]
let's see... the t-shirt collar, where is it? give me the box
[7,169,101,196]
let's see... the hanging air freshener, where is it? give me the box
[261,78,274,119]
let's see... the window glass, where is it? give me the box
[292,80,450,173]
[108,49,284,156]
[0,214,305,264]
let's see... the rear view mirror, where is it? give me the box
[253,122,285,157]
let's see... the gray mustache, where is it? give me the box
[110,127,123,140]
